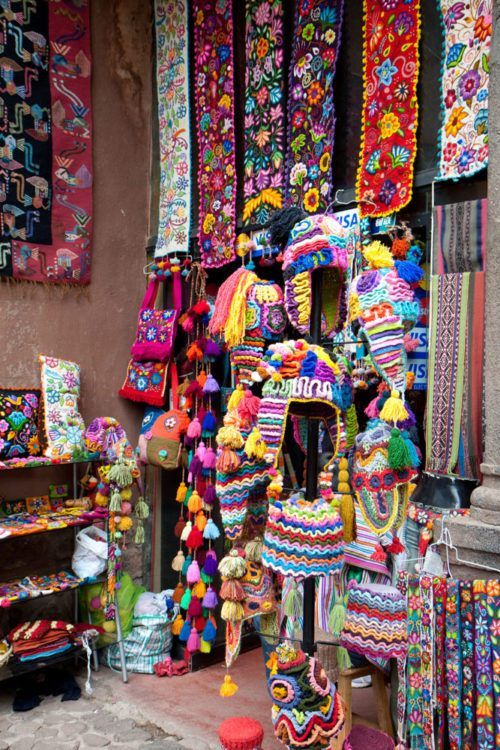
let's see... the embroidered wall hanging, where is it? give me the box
[243,0,285,226]
[356,0,421,217]
[285,0,344,214]
[436,0,492,181]
[0,389,42,461]
[473,582,495,750]
[192,0,236,268]
[154,0,191,257]
[39,356,85,459]
[0,0,92,284]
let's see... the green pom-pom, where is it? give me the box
[388,428,411,470]
[108,462,133,487]
[109,491,122,512]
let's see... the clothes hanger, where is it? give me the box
[429,517,500,576]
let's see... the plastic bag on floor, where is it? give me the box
[105,611,176,674]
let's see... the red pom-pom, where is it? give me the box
[186,526,203,549]
[371,544,387,562]
[192,300,210,316]
[386,535,405,555]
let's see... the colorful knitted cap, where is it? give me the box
[268,643,345,748]
[352,419,418,536]
[340,581,407,662]
[283,214,351,337]
[253,339,353,467]
[348,242,421,396]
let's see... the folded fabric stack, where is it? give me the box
[9,620,77,662]
[340,582,407,662]
[0,571,83,606]
[262,495,344,580]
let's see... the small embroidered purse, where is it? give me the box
[131,277,180,363]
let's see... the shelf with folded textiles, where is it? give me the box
[0,570,106,608]
[0,510,107,541]
[0,453,101,472]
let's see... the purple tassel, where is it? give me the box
[189,455,203,477]
[186,627,200,653]
[203,448,216,470]
[202,587,218,609]
[204,484,217,506]
[186,560,201,584]
[202,374,220,394]
[203,551,218,577]
[204,339,222,360]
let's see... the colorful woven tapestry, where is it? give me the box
[445,579,461,750]
[425,273,469,474]
[460,581,476,750]
[285,0,344,214]
[433,199,487,274]
[0,0,92,284]
[154,0,191,258]
[0,389,42,460]
[356,0,420,217]
[243,0,284,226]
[436,0,492,181]
[473,582,495,750]
[192,0,236,268]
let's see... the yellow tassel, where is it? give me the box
[176,482,188,503]
[192,580,206,599]
[338,457,349,471]
[244,428,267,460]
[188,491,202,514]
[266,652,278,676]
[200,638,212,654]
[196,511,207,532]
[380,390,409,424]
[363,240,394,269]
[216,425,244,449]
[338,469,349,484]
[220,674,239,697]
[225,272,258,348]
[227,384,245,412]
[341,494,355,543]
[338,482,350,493]
[171,615,184,636]
[221,600,244,621]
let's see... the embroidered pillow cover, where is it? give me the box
[0,389,42,460]
[39,356,85,459]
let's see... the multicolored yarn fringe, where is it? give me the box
[349,242,420,395]
[340,581,407,662]
[262,493,344,580]
[243,0,285,226]
[356,0,421,217]
[436,0,492,181]
[192,0,236,268]
[285,0,344,214]
[255,339,353,468]
[268,644,345,748]
[282,214,351,338]
[154,0,191,257]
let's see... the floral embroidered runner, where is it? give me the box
[243,0,285,227]
[0,0,92,283]
[192,0,236,268]
[356,0,420,218]
[285,0,344,214]
[437,0,492,181]
[154,0,191,257]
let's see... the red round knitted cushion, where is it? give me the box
[218,716,264,750]
[343,725,395,750]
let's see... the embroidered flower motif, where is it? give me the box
[459,69,481,100]
[378,112,401,140]
[395,11,413,35]
[394,82,409,101]
[375,58,398,87]
[304,187,320,213]
[445,106,467,137]
[307,81,324,105]
[444,2,465,29]
[474,13,492,42]
[365,149,381,174]
[319,152,330,172]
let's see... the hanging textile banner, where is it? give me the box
[0,0,92,284]
[425,273,469,475]
[285,0,344,214]
[433,199,487,275]
[154,0,191,258]
[356,0,421,218]
[192,0,236,268]
[243,0,285,227]
[473,582,495,750]
[436,0,492,181]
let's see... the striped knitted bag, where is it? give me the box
[262,495,344,580]
[340,581,407,662]
[216,459,269,541]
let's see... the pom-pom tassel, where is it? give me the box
[227,384,245,412]
[176,482,188,503]
[196,511,207,532]
[244,537,263,562]
[203,374,220,394]
[109,491,122,512]
[180,521,192,542]
[244,428,267,460]
[202,587,218,610]
[202,411,217,435]
[216,448,241,473]
[188,455,203,478]
[134,521,145,544]
[172,583,185,603]
[203,551,218,577]
[171,550,185,572]
[180,588,192,610]
[221,600,244,621]
[187,417,202,439]
[202,448,216,470]
[386,535,405,555]
[364,396,380,419]
[108,462,133,487]
[182,554,192,577]
[237,389,261,419]
[218,550,246,579]
[371,544,387,562]
[196,441,207,462]
[204,484,217,506]
[220,579,245,601]
[388,428,411,470]
[402,430,421,468]
[380,390,409,424]
[187,490,202,514]
[179,619,191,642]
[220,674,238,697]
[203,518,220,540]
[186,559,201,584]
[174,517,186,538]
[186,627,200,653]
[171,614,184,636]
[340,493,355,543]
[202,618,217,641]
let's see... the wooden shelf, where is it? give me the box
[0,453,101,472]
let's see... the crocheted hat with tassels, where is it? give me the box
[268,643,345,749]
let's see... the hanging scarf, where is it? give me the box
[485,582,500,749]
[243,0,285,226]
[473,581,495,750]
[396,572,408,748]
[436,0,492,181]
[154,0,191,257]
[356,0,421,218]
[192,0,236,268]
[434,577,448,749]
[459,580,476,750]
[285,0,344,214]
[445,579,462,750]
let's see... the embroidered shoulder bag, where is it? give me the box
[131,275,181,363]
